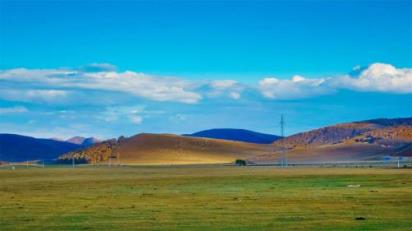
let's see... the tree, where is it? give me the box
[235,159,247,166]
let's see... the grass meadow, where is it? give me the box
[1,165,411,230]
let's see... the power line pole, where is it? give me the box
[72,156,75,168]
[280,114,287,167]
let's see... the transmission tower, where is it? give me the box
[280,114,287,167]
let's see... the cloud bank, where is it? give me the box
[333,63,412,93]
[0,63,411,105]
[259,75,331,99]
[0,67,202,104]
[259,63,412,99]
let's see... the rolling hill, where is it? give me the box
[256,117,412,163]
[59,117,412,165]
[0,134,82,162]
[186,128,280,144]
[5,117,411,165]
[272,117,412,148]
[59,133,271,165]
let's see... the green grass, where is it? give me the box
[1,166,411,230]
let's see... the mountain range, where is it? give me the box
[0,135,99,162]
[1,117,411,164]
[186,128,280,144]
[0,134,82,162]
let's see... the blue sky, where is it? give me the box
[0,0,411,139]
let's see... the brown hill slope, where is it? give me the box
[59,133,271,165]
[353,125,412,144]
[261,118,412,163]
[273,117,412,148]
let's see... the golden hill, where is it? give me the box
[59,133,271,165]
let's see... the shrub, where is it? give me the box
[235,159,247,166]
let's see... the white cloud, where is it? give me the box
[208,80,244,99]
[0,62,411,104]
[0,106,28,114]
[0,67,202,104]
[259,75,331,99]
[258,63,412,99]
[333,63,412,93]
[0,89,69,103]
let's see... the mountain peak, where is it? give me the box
[66,136,100,146]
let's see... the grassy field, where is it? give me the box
[1,166,411,230]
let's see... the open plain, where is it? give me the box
[1,165,411,231]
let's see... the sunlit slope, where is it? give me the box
[60,133,271,164]
[258,118,412,163]
[273,118,412,149]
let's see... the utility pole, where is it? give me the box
[280,115,287,167]
[72,156,75,168]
